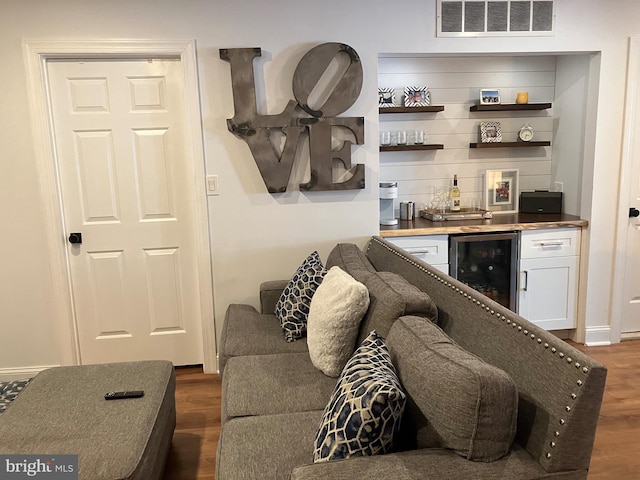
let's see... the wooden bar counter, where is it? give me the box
[380,213,588,237]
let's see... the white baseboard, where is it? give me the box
[0,365,58,381]
[584,325,612,346]
[621,331,640,341]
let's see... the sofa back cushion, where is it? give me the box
[326,242,377,277]
[356,271,437,344]
[325,243,438,343]
[386,315,518,462]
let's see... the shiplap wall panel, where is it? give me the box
[379,55,556,212]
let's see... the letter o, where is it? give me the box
[292,43,363,118]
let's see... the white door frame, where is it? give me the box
[23,39,217,372]
[611,37,640,343]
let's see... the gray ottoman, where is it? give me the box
[0,361,176,480]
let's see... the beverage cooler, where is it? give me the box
[449,232,519,311]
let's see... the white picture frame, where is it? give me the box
[480,121,502,143]
[480,88,501,105]
[484,169,519,214]
[378,87,396,107]
[403,86,430,107]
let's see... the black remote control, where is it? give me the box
[104,390,144,400]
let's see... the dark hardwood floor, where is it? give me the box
[163,339,640,479]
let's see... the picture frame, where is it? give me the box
[403,86,430,107]
[378,87,396,107]
[480,121,502,143]
[484,169,519,214]
[480,88,501,105]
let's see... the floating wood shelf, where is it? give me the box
[470,103,552,112]
[469,141,551,149]
[379,105,445,114]
[380,144,444,152]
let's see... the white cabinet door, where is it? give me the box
[518,229,580,330]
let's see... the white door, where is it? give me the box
[618,38,640,336]
[47,58,205,365]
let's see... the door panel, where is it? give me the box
[47,58,204,365]
[620,39,640,335]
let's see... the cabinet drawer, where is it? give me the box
[387,235,449,265]
[520,228,581,259]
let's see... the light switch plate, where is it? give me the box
[206,175,219,196]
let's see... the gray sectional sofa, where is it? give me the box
[216,236,607,480]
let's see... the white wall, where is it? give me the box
[1,0,638,376]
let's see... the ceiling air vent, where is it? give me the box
[437,1,555,37]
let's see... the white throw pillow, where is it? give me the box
[307,266,370,377]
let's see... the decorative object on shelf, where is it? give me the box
[480,88,500,105]
[518,124,534,142]
[480,121,502,143]
[516,91,529,104]
[484,169,520,214]
[421,208,493,221]
[411,130,425,144]
[378,88,396,107]
[449,174,461,212]
[403,86,430,107]
[379,131,391,146]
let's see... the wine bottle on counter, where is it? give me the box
[450,174,461,211]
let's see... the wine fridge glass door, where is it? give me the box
[449,232,519,311]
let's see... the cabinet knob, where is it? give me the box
[630,207,640,218]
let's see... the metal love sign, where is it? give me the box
[220,43,365,193]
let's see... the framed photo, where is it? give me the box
[403,86,430,107]
[480,121,502,143]
[480,88,501,105]
[378,87,396,107]
[484,169,519,214]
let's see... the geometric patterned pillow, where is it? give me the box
[275,251,326,342]
[313,331,406,462]
[0,378,32,414]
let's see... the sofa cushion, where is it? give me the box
[386,316,518,462]
[219,304,309,374]
[217,410,323,480]
[356,271,438,344]
[275,251,327,342]
[313,331,406,463]
[221,353,337,423]
[307,266,370,377]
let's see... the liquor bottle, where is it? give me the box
[450,174,461,211]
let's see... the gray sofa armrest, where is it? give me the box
[260,280,289,314]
